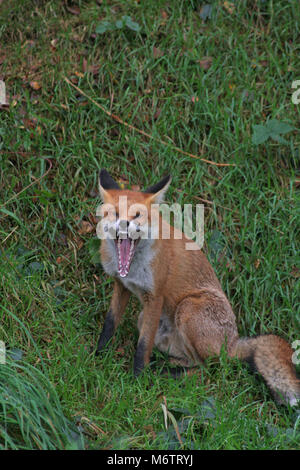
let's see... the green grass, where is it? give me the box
[0,0,300,449]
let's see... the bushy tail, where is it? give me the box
[230,335,300,406]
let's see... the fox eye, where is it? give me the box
[102,210,118,219]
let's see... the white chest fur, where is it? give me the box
[101,239,155,297]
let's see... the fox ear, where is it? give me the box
[143,174,172,203]
[98,169,120,200]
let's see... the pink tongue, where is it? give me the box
[119,238,131,270]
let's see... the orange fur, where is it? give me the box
[96,172,300,405]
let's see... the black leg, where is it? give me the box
[133,338,146,376]
[95,310,115,355]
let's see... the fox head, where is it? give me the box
[97,169,171,277]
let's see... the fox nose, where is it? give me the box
[118,219,129,238]
[119,219,129,229]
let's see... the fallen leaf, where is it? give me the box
[223,1,235,14]
[116,347,125,356]
[66,4,81,15]
[78,220,94,235]
[153,47,164,58]
[88,212,98,225]
[74,236,84,250]
[154,108,161,120]
[23,117,38,129]
[254,259,260,269]
[290,266,300,278]
[30,81,41,90]
[88,64,100,76]
[198,56,213,70]
[260,60,268,67]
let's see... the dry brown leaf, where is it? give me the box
[254,259,261,269]
[75,71,84,78]
[223,1,235,14]
[23,117,38,129]
[260,60,268,67]
[294,179,300,188]
[88,212,98,225]
[153,47,164,58]
[30,81,41,90]
[66,4,81,15]
[291,266,300,278]
[198,56,213,70]
[116,347,125,356]
[70,76,78,84]
[78,220,94,235]
[154,108,161,120]
[76,237,84,250]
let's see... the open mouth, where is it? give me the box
[115,236,139,277]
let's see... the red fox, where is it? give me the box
[96,169,300,406]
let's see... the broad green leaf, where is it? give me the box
[252,120,294,146]
[267,119,294,135]
[123,16,141,32]
[252,125,270,145]
[115,20,124,29]
[95,21,114,34]
[270,133,288,144]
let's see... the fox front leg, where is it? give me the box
[96,281,130,354]
[134,295,163,376]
